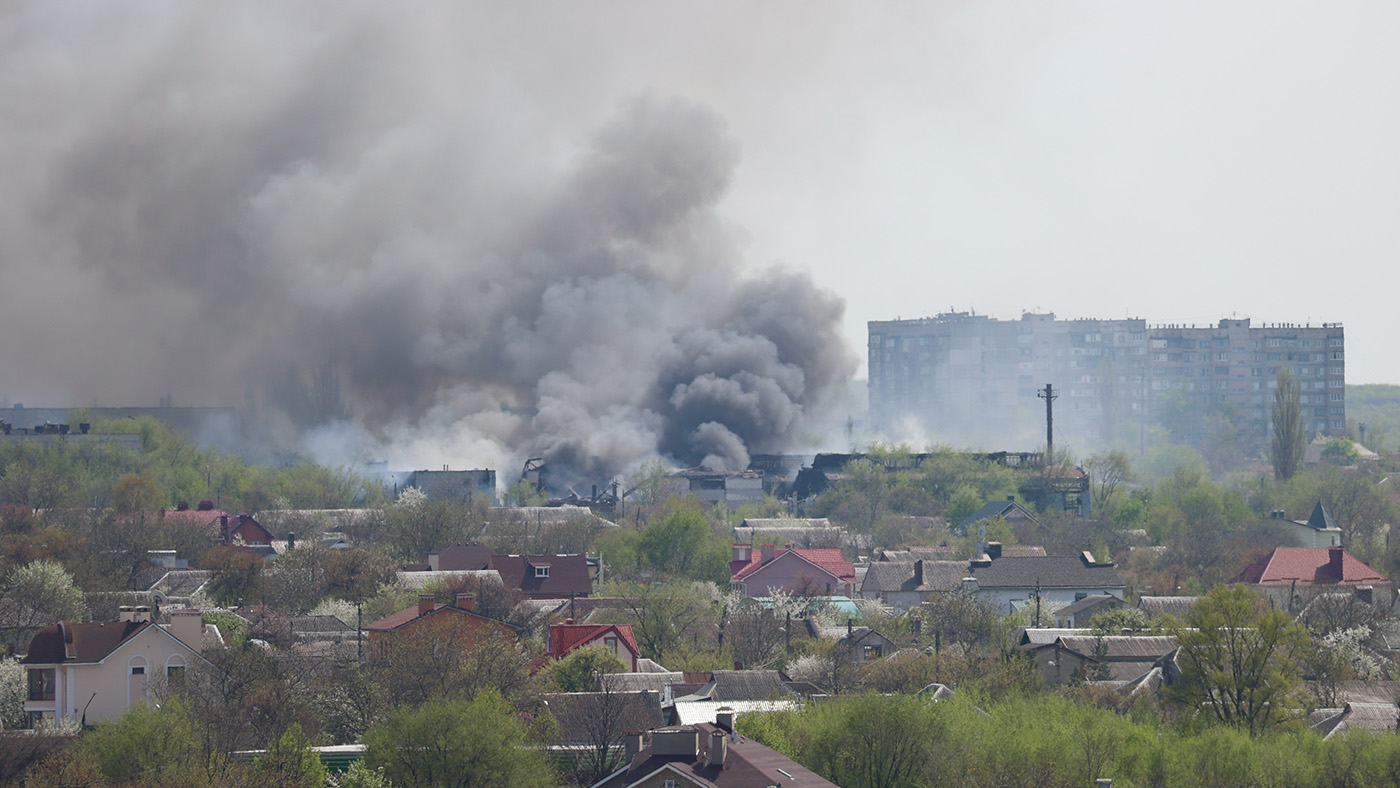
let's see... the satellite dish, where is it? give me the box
[150,590,168,605]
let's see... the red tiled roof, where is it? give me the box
[1235,547,1388,585]
[730,548,854,583]
[548,623,640,660]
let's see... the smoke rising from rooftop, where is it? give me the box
[0,4,857,481]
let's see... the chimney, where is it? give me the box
[760,543,775,565]
[912,617,922,637]
[197,500,214,511]
[847,617,854,637]
[168,609,202,647]
[417,594,435,617]
[1329,546,1345,579]
[652,728,699,758]
[962,576,979,593]
[732,543,752,563]
[709,729,727,768]
[623,730,644,761]
[132,606,152,623]
[715,707,736,732]
[986,542,1003,560]
[176,501,189,511]
[287,532,296,551]
[455,593,475,611]
[914,559,924,587]
[1007,494,1015,502]
[219,515,229,541]
[118,605,136,623]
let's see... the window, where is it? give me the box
[863,645,884,660]
[166,666,186,687]
[131,665,145,676]
[28,668,55,701]
[534,565,549,577]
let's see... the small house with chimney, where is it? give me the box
[1233,545,1392,611]
[858,559,965,612]
[489,554,593,599]
[962,551,1125,613]
[363,593,519,663]
[548,621,642,672]
[20,606,206,727]
[593,710,839,788]
[729,543,855,598]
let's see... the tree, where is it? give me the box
[1320,437,1362,466]
[363,692,559,788]
[1083,451,1134,509]
[78,700,204,785]
[539,644,627,693]
[1168,584,1311,734]
[614,582,720,663]
[1,560,86,650]
[1271,370,1304,480]
[921,591,1003,653]
[374,620,528,707]
[0,656,27,730]
[253,723,327,788]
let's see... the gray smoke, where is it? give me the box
[0,4,856,483]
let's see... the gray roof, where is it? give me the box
[969,555,1124,590]
[1019,627,1090,645]
[1311,702,1399,739]
[1051,635,1178,660]
[956,500,1039,532]
[708,670,798,702]
[1137,596,1198,617]
[542,691,665,744]
[1304,680,1400,705]
[600,672,686,694]
[1054,595,1121,619]
[860,561,966,594]
[1305,501,1340,532]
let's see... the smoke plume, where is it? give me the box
[0,4,857,484]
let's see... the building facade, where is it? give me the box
[868,313,1343,450]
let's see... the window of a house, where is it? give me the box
[166,666,186,687]
[534,566,549,578]
[863,645,883,660]
[131,666,145,676]
[28,668,55,701]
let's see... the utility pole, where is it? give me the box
[1038,383,1058,464]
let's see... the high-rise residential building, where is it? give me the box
[868,313,1343,452]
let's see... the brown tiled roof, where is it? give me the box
[612,722,839,788]
[21,621,149,664]
[489,554,592,597]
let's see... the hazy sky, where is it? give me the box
[4,1,1397,439]
[649,1,1400,384]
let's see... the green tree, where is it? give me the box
[1271,369,1305,480]
[540,644,628,692]
[944,485,983,530]
[1169,584,1311,734]
[253,723,327,788]
[363,692,559,788]
[1320,437,1361,466]
[1,560,85,649]
[78,700,204,784]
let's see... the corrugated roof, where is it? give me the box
[970,555,1124,590]
[1137,596,1198,617]
[1052,635,1178,660]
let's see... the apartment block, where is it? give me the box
[868,313,1342,451]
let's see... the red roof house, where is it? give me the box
[1234,546,1392,610]
[729,544,856,598]
[547,621,641,672]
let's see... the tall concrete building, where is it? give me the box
[868,313,1343,452]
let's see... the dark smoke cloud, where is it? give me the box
[0,3,856,482]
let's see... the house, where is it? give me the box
[549,621,642,672]
[20,606,206,726]
[1018,465,1091,516]
[729,544,856,598]
[427,542,494,572]
[591,712,839,788]
[955,496,1040,534]
[962,552,1125,613]
[733,519,844,550]
[1232,545,1392,611]
[363,593,518,663]
[1052,595,1124,628]
[225,514,274,547]
[1263,501,1343,548]
[859,559,965,612]
[1022,635,1178,687]
[1137,596,1197,619]
[833,622,897,663]
[491,554,593,599]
